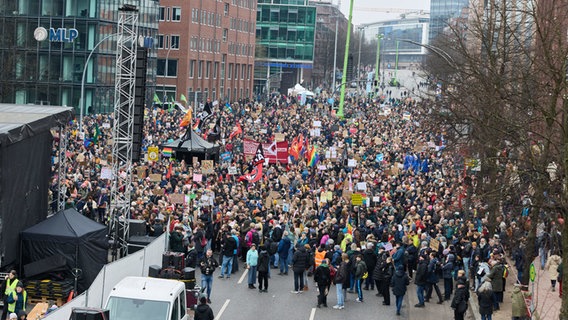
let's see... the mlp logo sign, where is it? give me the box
[34,27,78,43]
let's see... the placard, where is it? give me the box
[348,159,357,167]
[430,238,440,251]
[356,182,367,191]
[351,193,363,205]
[170,194,185,204]
[275,133,285,142]
[149,173,162,182]
[313,120,322,127]
[101,167,112,180]
[193,157,199,166]
[201,160,214,174]
[373,196,381,202]
[228,166,238,175]
[193,173,202,182]
[102,122,111,129]
[147,146,159,162]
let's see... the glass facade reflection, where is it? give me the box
[254,0,316,96]
[0,0,158,113]
[429,0,469,42]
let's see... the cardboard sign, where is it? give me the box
[275,133,285,142]
[137,166,147,179]
[193,173,202,182]
[154,188,165,196]
[170,194,185,204]
[348,159,357,167]
[351,193,363,205]
[101,167,112,180]
[279,175,289,185]
[201,160,214,174]
[149,174,162,182]
[430,238,440,251]
[313,120,322,127]
[192,157,199,166]
[342,190,353,202]
[228,166,238,175]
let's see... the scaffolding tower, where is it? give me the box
[109,5,139,260]
[56,125,69,213]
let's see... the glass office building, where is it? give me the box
[429,0,469,42]
[0,0,158,113]
[254,0,316,96]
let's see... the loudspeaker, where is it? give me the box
[70,308,109,320]
[148,265,161,278]
[183,267,195,280]
[128,219,146,238]
[127,235,156,254]
[132,47,148,162]
[162,251,185,270]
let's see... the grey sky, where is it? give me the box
[338,0,431,25]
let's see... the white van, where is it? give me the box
[105,276,188,320]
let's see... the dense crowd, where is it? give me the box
[49,84,562,320]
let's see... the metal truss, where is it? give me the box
[109,7,139,260]
[57,125,68,213]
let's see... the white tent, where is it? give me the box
[288,83,315,97]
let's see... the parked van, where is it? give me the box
[105,277,188,320]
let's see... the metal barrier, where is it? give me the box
[44,234,166,320]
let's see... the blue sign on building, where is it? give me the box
[34,27,78,43]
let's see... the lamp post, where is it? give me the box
[162,47,174,103]
[375,33,384,85]
[332,17,338,88]
[79,33,119,134]
[337,0,354,118]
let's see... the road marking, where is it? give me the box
[238,269,248,284]
[214,299,230,320]
[309,307,316,320]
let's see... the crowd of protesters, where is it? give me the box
[48,82,563,319]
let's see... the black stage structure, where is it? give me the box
[0,104,73,268]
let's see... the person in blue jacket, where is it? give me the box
[278,231,292,275]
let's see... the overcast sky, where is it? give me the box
[338,0,431,25]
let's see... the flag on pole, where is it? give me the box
[180,94,188,105]
[180,111,192,127]
[162,147,173,157]
[166,162,173,180]
[308,146,319,167]
[238,143,265,183]
[153,93,162,104]
[93,124,101,144]
[229,122,242,140]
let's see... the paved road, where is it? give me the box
[194,254,469,320]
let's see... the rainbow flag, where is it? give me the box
[308,146,319,167]
[162,147,173,157]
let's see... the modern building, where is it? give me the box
[254,0,317,97]
[308,0,348,89]
[429,0,469,43]
[363,16,430,73]
[156,0,256,105]
[0,0,159,114]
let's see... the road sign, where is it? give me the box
[529,263,536,282]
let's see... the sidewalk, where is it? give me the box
[468,257,561,320]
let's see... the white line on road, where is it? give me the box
[214,299,230,320]
[309,307,316,320]
[237,269,248,284]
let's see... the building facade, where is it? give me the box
[254,0,316,97]
[429,0,469,43]
[308,0,348,89]
[156,0,256,106]
[0,0,159,113]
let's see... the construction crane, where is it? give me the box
[353,7,428,19]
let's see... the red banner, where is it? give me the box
[243,139,289,164]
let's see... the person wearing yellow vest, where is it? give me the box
[1,270,18,320]
[6,282,27,316]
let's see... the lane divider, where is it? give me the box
[237,269,248,284]
[214,299,230,320]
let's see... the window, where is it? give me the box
[157,35,164,49]
[241,64,245,79]
[224,3,229,16]
[166,7,170,21]
[214,62,219,79]
[234,64,239,81]
[206,62,211,78]
[198,61,203,78]
[190,37,197,51]
[212,88,216,100]
[189,60,195,78]
[157,59,178,77]
[171,297,179,320]
[192,8,198,23]
[170,35,180,49]
[179,294,186,318]
[228,63,233,79]
[159,7,165,21]
[223,29,228,42]
[172,7,181,21]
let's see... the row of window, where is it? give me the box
[191,8,223,26]
[228,42,254,56]
[157,35,180,49]
[188,87,250,103]
[159,7,181,22]
[189,36,253,57]
[231,0,256,10]
[230,17,254,33]
[189,61,252,80]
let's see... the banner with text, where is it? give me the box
[243,139,289,164]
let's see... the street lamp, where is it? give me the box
[79,33,119,134]
[375,33,384,89]
[162,47,174,103]
[332,17,339,88]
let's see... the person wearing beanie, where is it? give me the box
[451,278,470,320]
[193,295,214,320]
[6,282,27,316]
[391,264,410,316]
[9,313,17,320]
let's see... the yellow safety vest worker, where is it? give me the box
[4,278,18,296]
[7,290,27,313]
[314,250,327,268]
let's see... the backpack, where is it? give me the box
[329,265,337,281]
[252,231,261,246]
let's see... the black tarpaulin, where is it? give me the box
[0,104,74,268]
[21,208,108,292]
